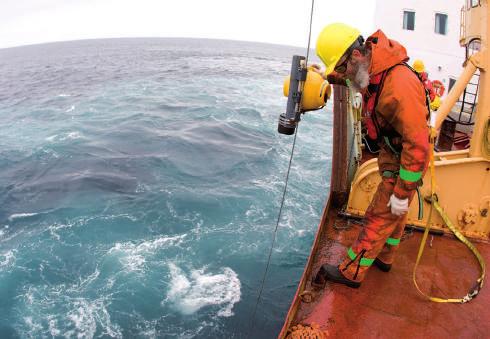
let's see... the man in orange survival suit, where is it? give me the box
[313,23,429,288]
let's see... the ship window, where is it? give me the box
[403,11,415,31]
[435,13,448,35]
[466,0,479,9]
[448,78,457,92]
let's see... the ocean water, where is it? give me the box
[0,38,333,338]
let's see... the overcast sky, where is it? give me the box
[0,0,376,49]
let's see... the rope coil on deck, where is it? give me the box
[286,323,329,339]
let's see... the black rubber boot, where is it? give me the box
[314,264,361,288]
[374,258,392,272]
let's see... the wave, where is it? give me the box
[8,213,39,222]
[108,234,187,272]
[45,131,83,142]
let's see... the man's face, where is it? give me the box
[334,49,370,92]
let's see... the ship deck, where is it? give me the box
[289,208,490,338]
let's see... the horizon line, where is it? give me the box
[0,36,311,52]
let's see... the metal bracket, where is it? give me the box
[468,51,486,70]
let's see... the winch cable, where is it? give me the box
[249,124,300,334]
[303,0,315,66]
[249,0,315,334]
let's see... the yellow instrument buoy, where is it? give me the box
[283,68,331,111]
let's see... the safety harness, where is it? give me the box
[365,62,431,152]
[363,61,428,220]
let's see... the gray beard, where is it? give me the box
[352,62,370,92]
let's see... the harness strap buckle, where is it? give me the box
[461,287,480,303]
[464,281,483,303]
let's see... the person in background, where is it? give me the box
[313,23,430,288]
[412,59,441,111]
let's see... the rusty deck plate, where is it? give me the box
[290,213,490,338]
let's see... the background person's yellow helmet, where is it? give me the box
[430,95,441,111]
[316,23,361,75]
[412,59,425,73]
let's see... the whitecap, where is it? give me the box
[165,263,241,317]
[57,93,71,97]
[58,131,82,141]
[48,221,74,241]
[0,249,16,269]
[41,148,59,158]
[8,213,38,222]
[65,105,75,112]
[108,234,186,272]
[45,131,83,143]
[135,183,147,193]
[110,234,186,254]
[45,134,57,142]
[65,131,81,140]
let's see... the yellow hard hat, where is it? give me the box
[283,68,331,110]
[316,23,361,75]
[412,59,425,73]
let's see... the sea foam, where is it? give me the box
[165,263,241,317]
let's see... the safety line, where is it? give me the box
[413,127,485,303]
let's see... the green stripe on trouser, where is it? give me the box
[348,248,374,266]
[399,167,422,182]
[386,237,401,246]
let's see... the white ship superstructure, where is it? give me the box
[375,0,467,96]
